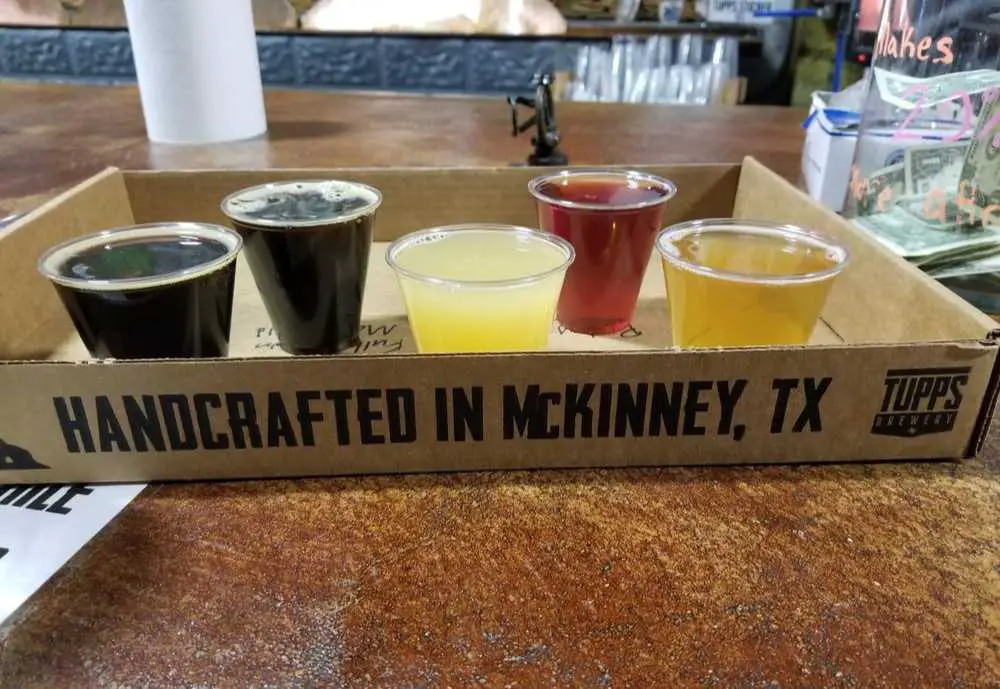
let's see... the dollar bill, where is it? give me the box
[855,163,906,215]
[904,142,968,196]
[854,206,1000,258]
[896,194,980,231]
[912,241,1000,269]
[874,68,1000,110]
[927,251,1000,279]
[959,91,1000,209]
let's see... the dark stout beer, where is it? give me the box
[221,179,382,355]
[38,223,242,359]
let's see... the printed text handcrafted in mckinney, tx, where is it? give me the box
[50,377,834,453]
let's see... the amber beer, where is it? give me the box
[656,220,849,348]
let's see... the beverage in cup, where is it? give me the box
[386,225,575,353]
[656,219,849,347]
[37,222,242,359]
[529,169,677,335]
[221,179,382,355]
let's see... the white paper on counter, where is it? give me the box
[0,483,147,625]
[123,0,267,144]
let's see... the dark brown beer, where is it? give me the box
[38,223,242,359]
[221,180,381,355]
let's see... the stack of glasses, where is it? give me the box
[565,34,739,105]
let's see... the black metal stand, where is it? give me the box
[507,73,568,167]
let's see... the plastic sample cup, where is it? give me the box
[529,169,677,335]
[221,179,382,355]
[37,222,242,359]
[386,225,575,353]
[656,219,849,348]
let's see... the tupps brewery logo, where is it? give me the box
[872,367,969,438]
[0,436,49,470]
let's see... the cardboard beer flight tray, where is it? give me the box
[1,158,999,485]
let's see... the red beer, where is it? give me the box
[530,170,676,335]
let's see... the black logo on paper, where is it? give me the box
[872,368,970,438]
[0,437,48,470]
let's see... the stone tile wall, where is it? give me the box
[0,27,585,94]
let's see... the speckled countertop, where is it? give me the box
[0,84,997,687]
[3,458,998,687]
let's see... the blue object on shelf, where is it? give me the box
[832,28,848,91]
[753,9,821,17]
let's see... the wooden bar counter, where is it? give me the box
[0,83,997,687]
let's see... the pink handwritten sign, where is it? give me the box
[892,86,1000,144]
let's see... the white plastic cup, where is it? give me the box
[124,0,268,144]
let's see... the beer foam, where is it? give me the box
[222,180,381,227]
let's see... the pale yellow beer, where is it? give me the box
[656,220,849,348]
[386,225,574,353]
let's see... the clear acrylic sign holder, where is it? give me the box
[845,0,1000,311]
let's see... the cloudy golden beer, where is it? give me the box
[656,220,849,348]
[386,225,574,353]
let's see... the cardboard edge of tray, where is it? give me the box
[3,336,998,465]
